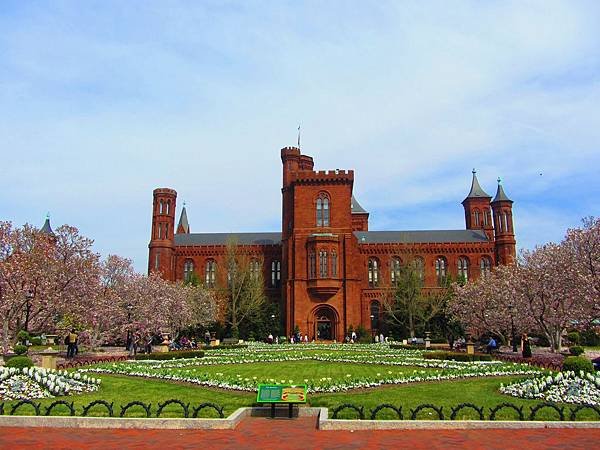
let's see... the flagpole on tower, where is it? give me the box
[297,125,301,150]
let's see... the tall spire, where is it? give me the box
[40,212,54,235]
[177,203,190,234]
[492,177,512,203]
[464,169,491,199]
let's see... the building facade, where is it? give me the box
[148,146,516,341]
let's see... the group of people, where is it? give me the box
[486,333,532,357]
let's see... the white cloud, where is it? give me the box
[1,1,599,271]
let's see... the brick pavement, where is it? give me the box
[1,416,599,449]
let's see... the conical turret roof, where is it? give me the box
[351,195,368,214]
[464,169,491,200]
[492,178,512,203]
[40,213,54,235]
[177,204,190,234]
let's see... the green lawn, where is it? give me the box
[3,343,599,421]
[178,360,432,384]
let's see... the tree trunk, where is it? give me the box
[2,318,9,354]
[408,313,415,338]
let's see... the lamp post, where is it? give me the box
[508,302,517,353]
[370,314,375,339]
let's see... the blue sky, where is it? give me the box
[1,1,599,272]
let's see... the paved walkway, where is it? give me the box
[2,417,600,449]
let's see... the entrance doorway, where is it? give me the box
[313,305,337,341]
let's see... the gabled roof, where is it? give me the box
[174,232,281,246]
[177,206,190,234]
[492,178,513,203]
[40,215,54,235]
[354,229,489,244]
[351,195,368,214]
[464,170,491,200]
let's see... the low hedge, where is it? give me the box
[202,344,248,351]
[134,350,205,361]
[423,351,492,362]
[390,344,425,350]
[562,356,594,373]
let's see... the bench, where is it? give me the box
[256,384,307,418]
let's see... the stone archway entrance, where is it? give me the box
[313,305,338,341]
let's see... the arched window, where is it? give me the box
[457,257,469,281]
[503,212,509,233]
[154,252,160,270]
[368,258,379,287]
[271,260,281,287]
[166,200,171,215]
[483,209,490,227]
[309,252,316,278]
[319,250,328,278]
[497,214,503,232]
[331,250,337,278]
[249,259,260,280]
[205,260,216,287]
[370,301,380,330]
[316,194,330,227]
[435,257,447,286]
[159,200,164,214]
[157,223,162,239]
[480,256,492,276]
[391,257,402,285]
[183,260,194,282]
[165,223,169,239]
[413,256,425,281]
[474,209,480,227]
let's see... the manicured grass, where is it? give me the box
[180,361,432,384]
[311,376,595,420]
[3,374,254,418]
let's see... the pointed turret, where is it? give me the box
[464,169,491,200]
[462,170,492,233]
[491,178,516,265]
[40,213,54,235]
[492,178,512,203]
[351,195,369,231]
[177,203,190,234]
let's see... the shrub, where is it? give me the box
[30,337,42,346]
[16,330,30,343]
[581,329,600,346]
[569,346,585,356]
[5,356,34,368]
[278,336,287,343]
[13,344,28,355]
[134,350,205,361]
[567,332,581,345]
[562,356,594,373]
[423,351,492,362]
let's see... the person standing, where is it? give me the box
[67,329,78,358]
[521,333,532,358]
[204,330,211,347]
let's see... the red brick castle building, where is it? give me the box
[149,146,516,341]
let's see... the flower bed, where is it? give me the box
[82,344,540,393]
[500,371,600,406]
[0,367,101,401]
